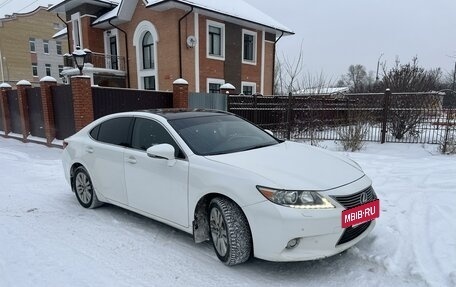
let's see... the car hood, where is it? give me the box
[205,141,365,191]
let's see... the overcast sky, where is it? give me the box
[245,0,456,80]
[2,0,456,80]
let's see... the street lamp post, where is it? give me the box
[72,47,87,75]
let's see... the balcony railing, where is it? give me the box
[63,52,126,72]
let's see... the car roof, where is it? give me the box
[139,109,232,120]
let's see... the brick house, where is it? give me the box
[0,6,68,86]
[50,0,293,94]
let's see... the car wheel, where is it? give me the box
[209,197,252,265]
[73,166,103,209]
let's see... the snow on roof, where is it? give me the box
[92,3,120,24]
[52,27,67,38]
[48,0,120,13]
[0,0,55,20]
[147,0,293,34]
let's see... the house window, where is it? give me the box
[109,36,118,70]
[32,63,38,77]
[142,32,154,69]
[134,20,159,90]
[144,76,156,90]
[44,40,49,54]
[29,38,36,52]
[56,41,62,55]
[242,29,257,64]
[58,65,64,76]
[241,82,256,95]
[207,78,225,93]
[45,64,51,76]
[207,20,225,59]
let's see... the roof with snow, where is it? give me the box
[146,0,293,34]
[0,0,57,19]
[48,0,119,13]
[91,0,293,35]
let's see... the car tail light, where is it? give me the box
[63,140,68,149]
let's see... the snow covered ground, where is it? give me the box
[0,137,455,287]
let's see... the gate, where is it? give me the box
[26,87,45,138]
[189,93,227,110]
[6,90,21,134]
[92,87,173,119]
[51,85,75,140]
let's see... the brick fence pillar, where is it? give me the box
[40,76,57,146]
[220,83,236,95]
[71,76,94,132]
[0,83,12,136]
[16,80,32,141]
[173,78,189,109]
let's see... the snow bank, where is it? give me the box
[0,137,454,286]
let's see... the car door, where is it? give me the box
[83,116,133,205]
[124,117,189,227]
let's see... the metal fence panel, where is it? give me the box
[189,93,227,111]
[92,87,173,119]
[51,85,76,140]
[26,87,45,138]
[6,90,21,134]
[228,92,456,145]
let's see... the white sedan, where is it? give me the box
[62,110,379,265]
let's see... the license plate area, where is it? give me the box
[341,199,380,228]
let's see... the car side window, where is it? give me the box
[131,118,184,158]
[96,117,133,147]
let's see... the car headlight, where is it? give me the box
[256,186,335,209]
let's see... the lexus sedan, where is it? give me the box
[62,109,379,265]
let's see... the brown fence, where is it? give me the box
[51,85,75,140]
[26,87,45,138]
[92,87,173,119]
[228,91,456,146]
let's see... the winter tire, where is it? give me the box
[72,166,103,209]
[209,197,252,266]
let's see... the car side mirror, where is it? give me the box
[146,144,175,160]
[265,129,274,136]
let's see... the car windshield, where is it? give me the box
[168,114,281,156]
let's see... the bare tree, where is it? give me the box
[381,56,442,92]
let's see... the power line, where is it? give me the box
[17,0,39,13]
[0,0,14,10]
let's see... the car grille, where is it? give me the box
[331,186,377,209]
[336,221,371,246]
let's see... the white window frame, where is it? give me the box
[43,40,49,54]
[32,63,38,77]
[56,41,62,55]
[206,20,225,61]
[71,12,83,49]
[242,29,257,65]
[133,20,159,90]
[104,29,120,70]
[45,64,51,77]
[29,38,36,53]
[207,78,225,93]
[241,81,256,95]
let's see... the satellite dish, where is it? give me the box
[186,35,197,48]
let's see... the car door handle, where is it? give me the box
[86,147,94,154]
[127,156,137,164]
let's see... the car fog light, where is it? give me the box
[286,238,300,249]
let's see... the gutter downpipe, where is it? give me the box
[178,6,194,78]
[57,13,71,53]
[272,31,284,95]
[109,19,130,88]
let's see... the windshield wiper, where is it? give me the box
[241,142,277,152]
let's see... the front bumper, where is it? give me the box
[243,176,376,262]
